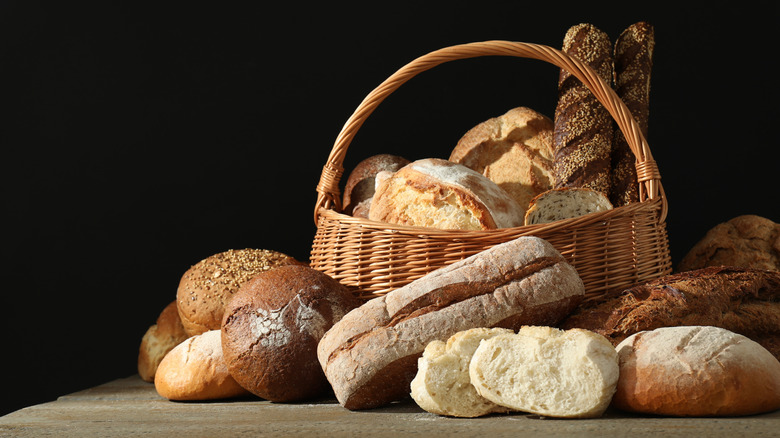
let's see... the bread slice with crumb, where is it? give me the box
[523,187,612,225]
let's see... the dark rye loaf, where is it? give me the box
[560,266,780,361]
[317,236,585,410]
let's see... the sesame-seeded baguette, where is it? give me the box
[610,22,655,207]
[552,23,614,196]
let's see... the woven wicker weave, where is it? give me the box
[310,40,672,301]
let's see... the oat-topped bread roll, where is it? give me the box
[610,22,655,207]
[177,249,305,336]
[559,266,780,361]
[449,107,555,211]
[368,158,525,230]
[342,154,410,218]
[552,23,614,195]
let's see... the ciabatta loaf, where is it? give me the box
[469,326,618,418]
[317,236,585,410]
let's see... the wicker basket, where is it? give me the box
[310,40,672,301]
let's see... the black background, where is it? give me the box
[2,1,778,416]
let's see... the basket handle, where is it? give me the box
[314,40,666,224]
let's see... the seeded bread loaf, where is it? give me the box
[610,22,654,207]
[317,236,585,410]
[552,23,614,195]
[368,158,526,230]
[523,187,613,225]
[449,107,555,211]
[559,266,780,361]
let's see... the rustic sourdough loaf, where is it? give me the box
[368,158,525,230]
[469,326,619,418]
[449,107,555,211]
[613,326,780,416]
[523,187,613,225]
[559,266,780,361]
[138,301,189,382]
[317,236,585,410]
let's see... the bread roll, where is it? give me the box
[317,236,585,410]
[552,23,614,195]
[613,326,780,416]
[368,158,525,230]
[221,265,361,402]
[469,326,619,418]
[559,266,780,361]
[154,330,249,401]
[449,107,555,211]
[410,327,513,418]
[610,22,654,207]
[523,187,613,225]
[177,249,304,336]
[342,154,410,218]
[138,301,189,382]
[677,215,780,272]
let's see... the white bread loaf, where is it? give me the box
[138,301,189,382]
[524,187,613,225]
[469,326,619,418]
[317,236,585,410]
[368,158,525,230]
[154,330,250,401]
[410,327,513,418]
[613,326,780,416]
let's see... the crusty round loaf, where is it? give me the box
[677,215,780,272]
[342,154,410,218]
[449,107,555,211]
[613,326,780,416]
[220,265,361,402]
[154,330,249,401]
[368,158,525,230]
[469,326,619,419]
[523,187,613,225]
[138,301,190,382]
[177,249,304,336]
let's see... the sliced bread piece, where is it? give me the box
[523,187,613,225]
[411,327,514,418]
[469,326,619,418]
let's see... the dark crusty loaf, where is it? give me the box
[559,266,780,361]
[317,236,585,410]
[552,23,614,195]
[342,154,410,218]
[610,22,654,207]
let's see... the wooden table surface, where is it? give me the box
[2,375,779,437]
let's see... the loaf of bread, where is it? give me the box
[177,249,304,336]
[610,22,654,207]
[154,330,249,401]
[469,326,619,418]
[368,158,526,230]
[342,154,410,218]
[677,215,780,272]
[523,187,613,225]
[559,266,780,361]
[221,265,361,402]
[317,236,585,410]
[449,107,555,211]
[138,301,189,382]
[410,327,513,418]
[552,23,614,195]
[613,326,780,416]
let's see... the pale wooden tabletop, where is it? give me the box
[2,375,779,437]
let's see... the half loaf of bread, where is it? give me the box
[523,187,613,225]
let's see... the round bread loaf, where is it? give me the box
[221,265,361,402]
[177,249,304,336]
[613,326,780,416]
[677,215,780,272]
[342,154,410,218]
[449,107,555,211]
[368,158,525,230]
[154,330,250,401]
[138,301,189,382]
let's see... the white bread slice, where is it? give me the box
[411,327,514,417]
[523,187,613,225]
[469,326,618,418]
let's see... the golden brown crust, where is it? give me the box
[553,23,614,195]
[176,249,304,336]
[138,301,189,382]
